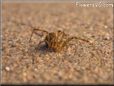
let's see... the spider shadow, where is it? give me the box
[34,43,54,55]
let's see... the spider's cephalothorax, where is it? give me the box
[45,30,69,52]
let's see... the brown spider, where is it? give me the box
[29,26,93,52]
[13,21,93,52]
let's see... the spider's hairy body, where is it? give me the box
[45,30,68,52]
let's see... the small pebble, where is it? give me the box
[89,39,94,44]
[34,68,38,71]
[104,33,110,40]
[23,72,27,76]
[104,25,108,29]
[5,66,10,71]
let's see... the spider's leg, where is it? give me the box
[37,41,45,48]
[67,37,93,51]
[29,29,35,42]
[10,20,48,42]
[66,42,77,54]
[34,41,45,53]
[67,36,93,45]
[29,28,48,42]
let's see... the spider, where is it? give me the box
[28,26,93,52]
[13,21,93,52]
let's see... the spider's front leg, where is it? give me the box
[29,28,48,42]
[37,41,46,48]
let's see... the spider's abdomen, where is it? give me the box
[45,30,68,52]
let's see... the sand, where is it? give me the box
[2,2,113,84]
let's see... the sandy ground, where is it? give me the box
[2,3,113,84]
